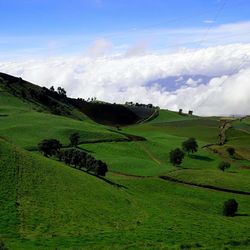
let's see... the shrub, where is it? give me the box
[169,148,185,166]
[182,137,198,154]
[218,161,231,172]
[227,147,235,156]
[223,199,238,216]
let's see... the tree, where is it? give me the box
[223,199,238,216]
[69,133,80,147]
[57,87,67,96]
[218,161,231,172]
[182,137,198,154]
[50,86,55,92]
[95,160,108,176]
[169,148,185,166]
[38,139,62,157]
[227,147,235,156]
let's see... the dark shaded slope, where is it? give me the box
[0,72,143,125]
[0,72,80,120]
[69,98,140,125]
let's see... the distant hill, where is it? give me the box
[0,72,154,126]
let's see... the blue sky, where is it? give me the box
[0,0,250,57]
[1,0,250,115]
[0,0,249,35]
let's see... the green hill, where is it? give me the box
[0,72,146,126]
[1,72,250,249]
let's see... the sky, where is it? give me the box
[0,0,250,115]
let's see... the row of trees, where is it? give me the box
[125,101,154,108]
[58,148,108,176]
[49,86,67,97]
[38,136,108,176]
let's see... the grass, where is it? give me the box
[0,92,126,149]
[1,79,250,249]
[166,168,250,193]
[148,109,195,123]
[81,136,221,176]
[1,139,250,250]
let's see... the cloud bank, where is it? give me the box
[1,43,250,116]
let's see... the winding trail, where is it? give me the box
[133,141,162,165]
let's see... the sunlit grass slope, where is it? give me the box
[0,91,126,149]
[1,139,250,250]
[148,109,195,123]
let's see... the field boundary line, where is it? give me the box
[160,175,250,195]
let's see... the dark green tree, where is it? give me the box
[218,161,231,172]
[69,133,80,147]
[50,86,55,92]
[223,199,238,216]
[57,87,67,96]
[95,160,108,176]
[38,139,62,157]
[169,148,185,166]
[182,137,198,154]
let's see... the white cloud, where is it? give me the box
[125,41,148,57]
[185,78,202,87]
[1,43,250,116]
[86,38,113,57]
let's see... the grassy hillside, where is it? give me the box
[1,139,250,250]
[0,72,147,126]
[148,109,195,123]
[0,89,127,149]
[1,73,250,249]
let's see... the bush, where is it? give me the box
[223,199,238,216]
[227,147,235,156]
[182,137,198,154]
[218,161,231,172]
[169,148,185,166]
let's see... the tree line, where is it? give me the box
[37,134,108,176]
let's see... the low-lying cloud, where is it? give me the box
[1,43,250,116]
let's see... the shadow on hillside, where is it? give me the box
[188,154,214,162]
[234,213,249,217]
[227,170,238,174]
[85,170,128,189]
[76,146,94,153]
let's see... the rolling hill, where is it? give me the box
[0,72,250,249]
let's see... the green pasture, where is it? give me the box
[1,139,250,250]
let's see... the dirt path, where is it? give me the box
[133,140,162,165]
[111,171,152,178]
